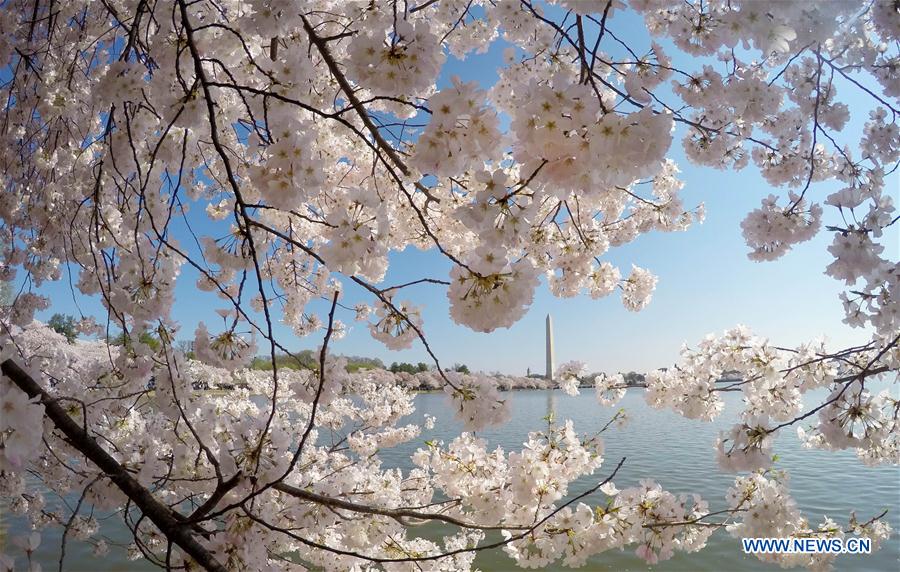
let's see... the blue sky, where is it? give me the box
[32,6,899,375]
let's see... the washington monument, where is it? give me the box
[545,314,555,381]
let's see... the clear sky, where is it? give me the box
[31,6,899,376]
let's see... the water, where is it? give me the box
[3,389,898,571]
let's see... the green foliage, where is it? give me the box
[250,350,317,371]
[109,330,161,351]
[48,313,78,343]
[389,362,429,374]
[0,281,12,306]
[452,363,470,374]
[249,351,384,373]
[176,340,195,360]
[622,371,646,385]
[344,355,386,371]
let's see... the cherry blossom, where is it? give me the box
[0,0,896,569]
[555,360,586,396]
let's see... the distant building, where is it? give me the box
[546,314,555,381]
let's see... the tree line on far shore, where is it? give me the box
[45,313,739,389]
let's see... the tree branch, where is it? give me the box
[1,359,228,572]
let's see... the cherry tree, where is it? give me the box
[0,0,898,570]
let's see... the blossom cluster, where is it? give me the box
[0,352,44,471]
[0,321,894,571]
[644,326,899,470]
[727,471,893,570]
[0,0,897,569]
[347,15,444,110]
[447,249,540,332]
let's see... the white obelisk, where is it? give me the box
[545,314,555,381]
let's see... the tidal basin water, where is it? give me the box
[3,388,898,571]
